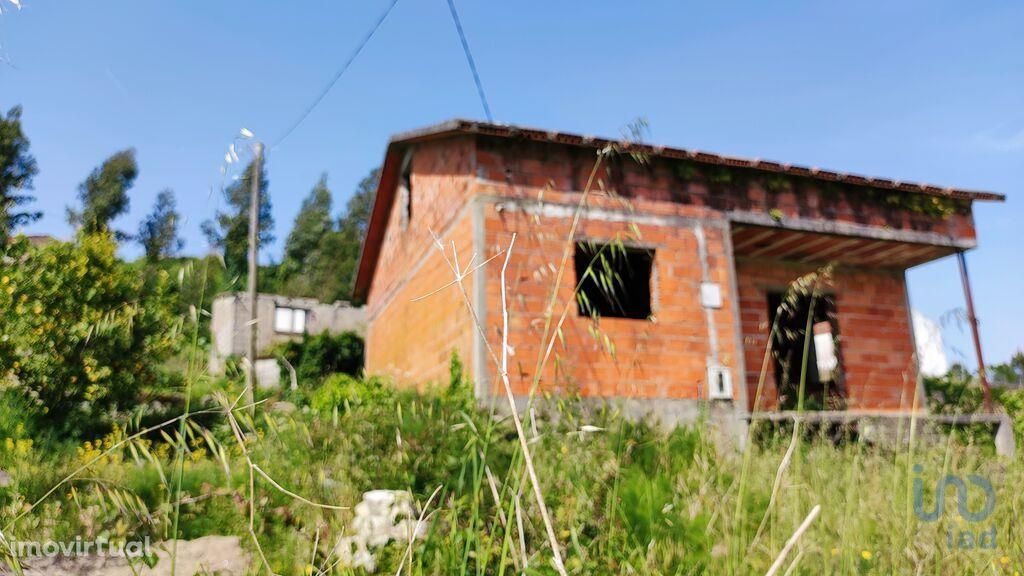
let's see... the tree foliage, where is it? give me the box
[0,105,40,244]
[282,174,332,275]
[0,234,178,436]
[67,149,139,238]
[138,189,184,261]
[339,167,379,242]
[278,167,379,303]
[201,159,274,279]
[991,351,1024,387]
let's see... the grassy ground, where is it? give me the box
[1,374,1020,575]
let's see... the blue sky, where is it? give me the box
[1,1,1021,365]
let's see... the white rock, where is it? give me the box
[335,489,427,572]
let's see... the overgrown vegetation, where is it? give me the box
[4,372,1024,574]
[670,159,964,218]
[277,330,366,386]
[0,234,180,437]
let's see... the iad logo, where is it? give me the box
[912,464,997,549]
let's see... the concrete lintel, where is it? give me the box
[479,194,729,230]
[728,210,977,250]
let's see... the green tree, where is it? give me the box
[281,174,332,276]
[67,149,138,238]
[338,167,379,241]
[0,234,178,436]
[201,159,274,279]
[279,167,378,302]
[992,351,1024,387]
[334,167,379,300]
[138,189,184,261]
[0,106,40,244]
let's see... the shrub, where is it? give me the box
[0,234,178,437]
[0,383,36,434]
[130,254,231,349]
[310,373,393,414]
[278,330,364,386]
[923,363,987,414]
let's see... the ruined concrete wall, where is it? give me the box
[209,293,366,372]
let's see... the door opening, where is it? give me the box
[767,291,845,411]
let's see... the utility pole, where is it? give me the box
[957,250,993,411]
[246,142,263,409]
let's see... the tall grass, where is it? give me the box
[4,384,1017,574]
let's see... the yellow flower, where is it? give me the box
[830,548,839,556]
[1000,556,1010,565]
[861,550,873,560]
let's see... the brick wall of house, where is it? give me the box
[366,136,476,308]
[363,132,969,409]
[473,135,978,242]
[475,193,742,402]
[364,137,479,386]
[735,258,918,411]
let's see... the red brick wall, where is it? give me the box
[474,135,978,242]
[476,199,742,401]
[367,136,476,307]
[736,258,917,411]
[364,137,478,386]
[364,133,950,409]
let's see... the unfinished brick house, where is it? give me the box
[352,119,1003,426]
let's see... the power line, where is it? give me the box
[444,0,492,122]
[273,0,401,148]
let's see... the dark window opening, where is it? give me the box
[574,242,653,320]
[767,291,845,411]
[399,152,413,230]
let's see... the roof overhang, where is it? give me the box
[730,223,966,268]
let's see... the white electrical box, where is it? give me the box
[707,364,733,400]
[700,282,723,309]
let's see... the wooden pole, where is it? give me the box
[957,250,993,411]
[246,142,263,404]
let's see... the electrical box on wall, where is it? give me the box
[707,364,733,400]
[700,282,722,309]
